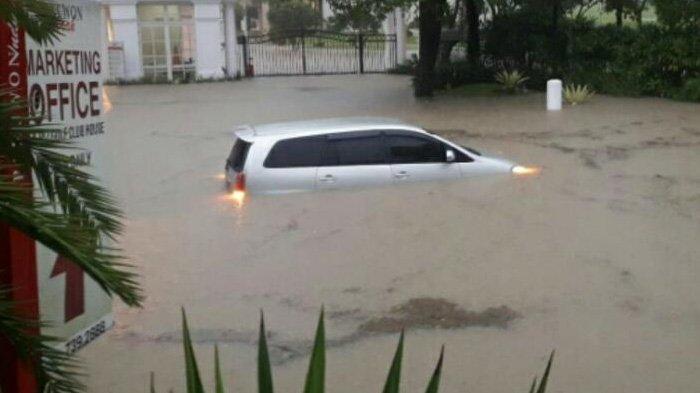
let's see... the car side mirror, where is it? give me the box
[445,149,456,163]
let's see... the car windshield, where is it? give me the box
[461,145,482,156]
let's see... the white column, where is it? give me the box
[223,1,238,77]
[547,79,563,111]
[260,3,270,31]
[194,3,225,79]
[394,7,407,65]
[321,0,333,21]
[383,8,407,68]
[100,5,111,81]
[109,4,142,80]
[383,12,396,69]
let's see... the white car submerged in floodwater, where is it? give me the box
[225,117,530,196]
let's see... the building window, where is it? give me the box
[138,4,196,81]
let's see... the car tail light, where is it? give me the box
[234,172,246,191]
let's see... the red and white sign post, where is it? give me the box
[0,19,40,393]
[1,1,112,392]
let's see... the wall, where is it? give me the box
[194,3,225,78]
[109,4,142,79]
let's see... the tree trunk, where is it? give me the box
[466,0,480,65]
[551,1,562,34]
[615,6,623,27]
[415,0,443,97]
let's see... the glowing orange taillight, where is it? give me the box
[234,172,246,191]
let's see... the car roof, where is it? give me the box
[234,117,425,141]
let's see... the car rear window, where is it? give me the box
[263,136,326,168]
[228,138,252,172]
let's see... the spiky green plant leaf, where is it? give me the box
[215,345,225,393]
[495,70,529,93]
[564,84,595,105]
[258,311,274,393]
[303,308,325,393]
[181,308,205,393]
[528,376,537,393]
[150,372,156,393]
[535,351,554,393]
[424,346,444,393]
[382,330,404,393]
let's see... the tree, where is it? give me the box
[267,0,322,36]
[604,0,649,27]
[437,0,465,65]
[326,0,392,32]
[466,0,481,65]
[605,0,626,26]
[483,0,523,16]
[0,1,142,392]
[654,0,700,28]
[414,0,447,96]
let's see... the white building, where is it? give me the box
[102,0,239,81]
[101,0,406,82]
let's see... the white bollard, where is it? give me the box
[547,79,563,111]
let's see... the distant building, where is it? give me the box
[100,0,405,82]
[102,0,239,81]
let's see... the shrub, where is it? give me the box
[564,84,595,105]
[154,308,556,393]
[675,78,700,102]
[389,57,418,75]
[474,12,700,98]
[495,70,529,93]
[433,61,492,90]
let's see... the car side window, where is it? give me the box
[263,136,326,168]
[323,131,386,166]
[385,133,446,164]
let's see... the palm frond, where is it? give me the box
[0,180,141,305]
[0,288,84,393]
[0,0,64,44]
[0,93,141,306]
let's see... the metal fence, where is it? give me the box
[237,30,397,77]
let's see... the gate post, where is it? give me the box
[358,33,365,74]
[239,35,252,77]
[301,29,307,75]
[223,0,239,78]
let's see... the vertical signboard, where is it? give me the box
[26,0,113,354]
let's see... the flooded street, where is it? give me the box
[83,75,700,392]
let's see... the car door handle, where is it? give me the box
[394,171,410,179]
[319,174,336,182]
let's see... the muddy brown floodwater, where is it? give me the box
[82,75,700,393]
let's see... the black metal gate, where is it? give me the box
[237,30,397,77]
